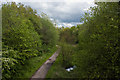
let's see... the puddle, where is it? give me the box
[66,65,76,72]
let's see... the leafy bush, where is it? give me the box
[2,2,59,79]
[59,42,75,68]
[2,57,18,79]
[77,2,120,78]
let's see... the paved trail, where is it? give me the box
[30,48,60,80]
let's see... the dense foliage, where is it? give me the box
[2,2,59,79]
[47,2,120,79]
[59,26,79,44]
[2,1,120,79]
[76,2,120,78]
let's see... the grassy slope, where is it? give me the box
[46,44,91,78]
[46,45,78,78]
[15,47,57,79]
[46,43,89,78]
[46,53,71,78]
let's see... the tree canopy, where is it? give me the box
[2,2,59,79]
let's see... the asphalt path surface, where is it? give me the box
[31,48,60,80]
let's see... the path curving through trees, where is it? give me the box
[30,48,60,80]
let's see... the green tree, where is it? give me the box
[2,2,59,79]
[77,2,120,78]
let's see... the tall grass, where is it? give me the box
[46,43,78,78]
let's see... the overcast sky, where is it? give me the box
[3,0,96,27]
[23,2,96,27]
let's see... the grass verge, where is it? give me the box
[46,47,93,78]
[15,47,57,79]
[46,53,70,78]
[46,53,78,78]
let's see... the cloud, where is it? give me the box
[5,0,94,2]
[59,23,74,27]
[5,1,96,27]
[23,2,95,23]
[57,22,83,28]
